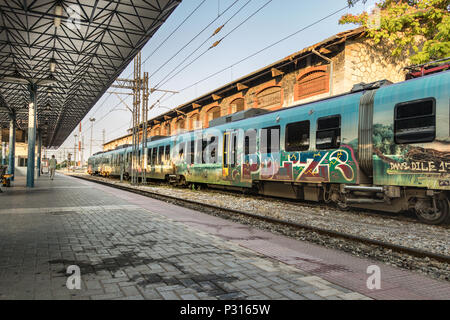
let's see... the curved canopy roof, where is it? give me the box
[0,0,181,147]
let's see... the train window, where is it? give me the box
[260,126,280,154]
[178,142,185,160]
[151,147,157,165]
[208,136,218,164]
[231,134,237,167]
[158,146,164,164]
[286,121,310,151]
[165,146,171,162]
[316,115,341,150]
[147,148,152,161]
[190,140,195,164]
[201,140,207,164]
[195,139,203,164]
[186,140,193,164]
[394,98,436,144]
[224,134,229,167]
[245,129,257,155]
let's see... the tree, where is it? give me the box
[342,0,450,64]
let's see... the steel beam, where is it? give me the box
[26,84,38,188]
[0,128,3,165]
[8,113,15,181]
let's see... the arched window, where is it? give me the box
[207,106,221,122]
[154,126,161,136]
[176,118,185,132]
[190,114,201,130]
[256,87,282,110]
[295,66,329,101]
[230,98,245,113]
[164,122,171,136]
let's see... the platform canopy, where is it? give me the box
[0,0,181,147]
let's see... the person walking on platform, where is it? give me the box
[49,155,57,180]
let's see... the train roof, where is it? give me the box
[90,70,449,159]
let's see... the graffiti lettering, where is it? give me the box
[389,161,450,173]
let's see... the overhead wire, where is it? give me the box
[76,0,210,139]
[74,0,363,151]
[149,0,242,82]
[153,0,271,91]
[157,0,362,107]
[81,0,247,142]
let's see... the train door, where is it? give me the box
[151,147,157,176]
[158,146,164,176]
[164,145,173,175]
[118,153,123,176]
[223,130,238,180]
[260,126,280,180]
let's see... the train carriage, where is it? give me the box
[89,70,450,224]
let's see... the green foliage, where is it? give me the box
[342,0,450,64]
[373,123,409,155]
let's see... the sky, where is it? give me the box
[53,0,378,161]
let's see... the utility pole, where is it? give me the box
[73,134,77,170]
[102,129,106,147]
[141,71,149,184]
[89,117,95,157]
[132,52,141,185]
[109,51,176,185]
[78,123,82,166]
[81,135,84,166]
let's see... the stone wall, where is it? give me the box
[343,38,410,92]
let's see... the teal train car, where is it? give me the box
[88,70,450,224]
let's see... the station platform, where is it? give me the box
[0,170,449,300]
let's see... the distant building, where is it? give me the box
[103,27,410,152]
[1,127,30,167]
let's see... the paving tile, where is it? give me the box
[0,172,372,302]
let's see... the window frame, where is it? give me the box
[316,115,341,150]
[260,125,280,154]
[245,129,257,156]
[394,98,436,145]
[285,120,310,152]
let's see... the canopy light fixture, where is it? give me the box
[47,86,55,97]
[54,5,63,27]
[49,59,57,73]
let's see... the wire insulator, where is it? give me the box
[212,25,224,36]
[210,39,222,49]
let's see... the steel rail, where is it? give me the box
[70,174,450,264]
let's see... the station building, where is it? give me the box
[0,127,33,168]
[103,27,411,152]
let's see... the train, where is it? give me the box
[88,70,450,225]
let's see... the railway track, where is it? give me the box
[71,174,450,265]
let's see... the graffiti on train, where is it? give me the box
[242,145,358,183]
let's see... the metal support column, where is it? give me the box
[1,141,5,166]
[0,127,3,165]
[27,83,38,187]
[8,113,16,181]
[131,52,142,185]
[37,130,42,177]
[141,72,149,184]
